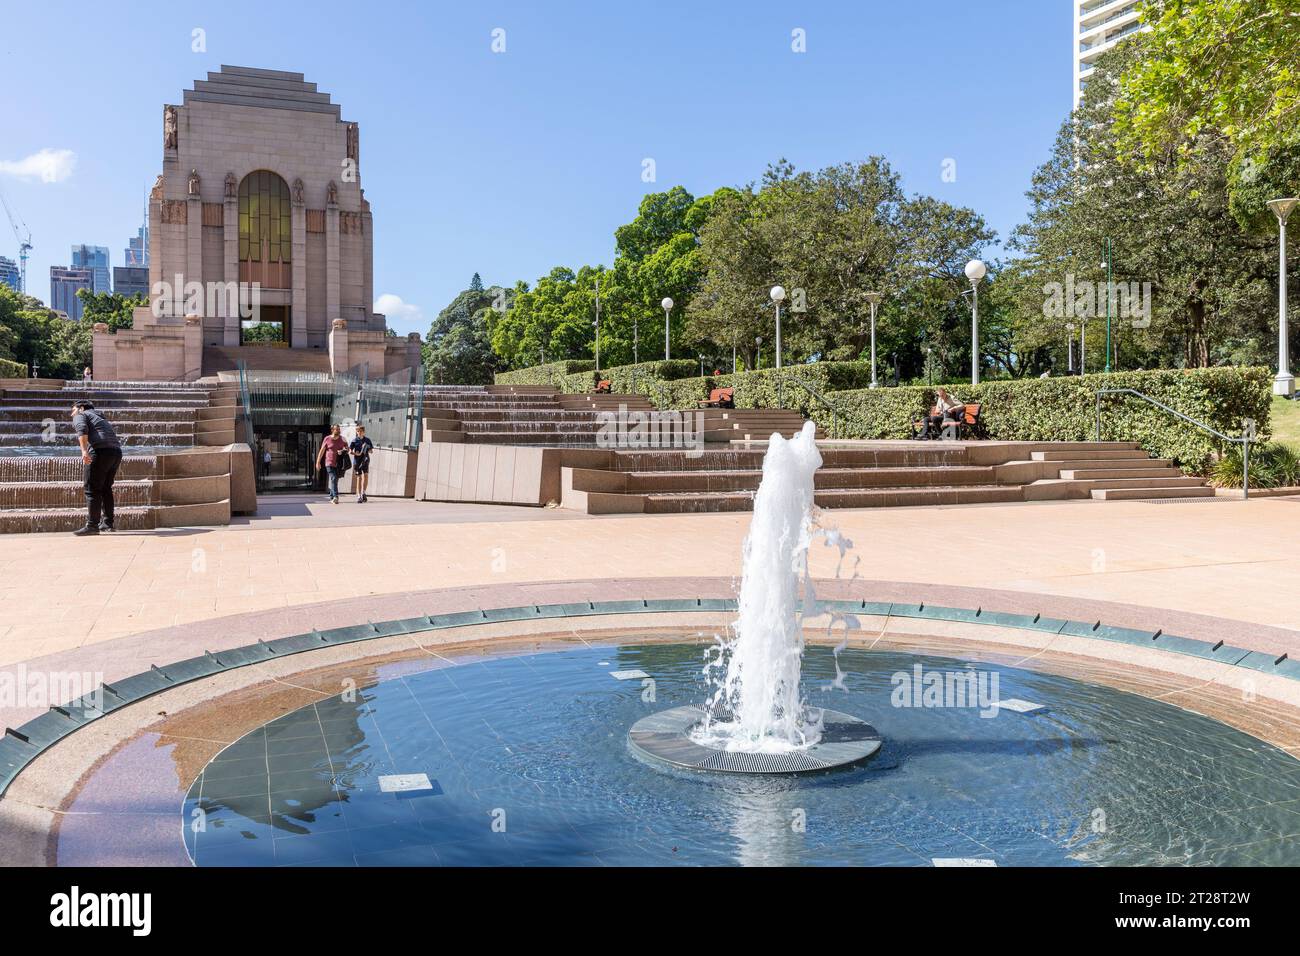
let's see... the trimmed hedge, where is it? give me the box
[0,357,26,378]
[826,367,1272,474]
[495,360,594,388]
[713,362,878,413]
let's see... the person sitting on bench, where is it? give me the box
[924,387,966,438]
[595,379,612,393]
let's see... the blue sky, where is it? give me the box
[1,0,1072,335]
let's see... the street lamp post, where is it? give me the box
[661,297,673,361]
[1102,237,1112,373]
[769,286,786,369]
[964,260,986,385]
[594,275,601,373]
[1066,322,1075,375]
[864,291,883,388]
[755,336,763,370]
[633,315,638,366]
[1267,198,1299,396]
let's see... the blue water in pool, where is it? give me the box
[182,642,1300,867]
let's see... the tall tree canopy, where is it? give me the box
[1012,40,1276,369]
[1114,0,1300,169]
[425,279,509,385]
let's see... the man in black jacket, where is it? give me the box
[70,401,122,536]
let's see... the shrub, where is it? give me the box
[713,362,878,413]
[494,360,594,388]
[827,367,1272,474]
[0,356,26,378]
[1209,442,1300,489]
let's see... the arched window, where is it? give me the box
[238,171,292,288]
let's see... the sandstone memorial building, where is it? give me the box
[93,65,421,381]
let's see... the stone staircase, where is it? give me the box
[421,385,817,446]
[560,440,1215,514]
[422,385,657,445]
[1027,448,1215,500]
[0,380,252,533]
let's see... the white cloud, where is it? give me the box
[374,293,425,332]
[0,148,77,183]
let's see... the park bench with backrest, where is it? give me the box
[699,387,735,409]
[911,402,984,440]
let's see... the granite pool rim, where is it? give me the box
[4,593,1300,801]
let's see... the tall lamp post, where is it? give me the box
[864,291,883,388]
[661,297,673,361]
[1267,198,1299,396]
[755,336,762,370]
[593,275,601,373]
[964,259,986,385]
[1101,237,1113,372]
[1066,322,1076,375]
[770,285,786,369]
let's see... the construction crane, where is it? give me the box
[0,184,33,294]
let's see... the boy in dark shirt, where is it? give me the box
[349,425,375,503]
[70,401,122,536]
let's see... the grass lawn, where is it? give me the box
[1271,395,1300,455]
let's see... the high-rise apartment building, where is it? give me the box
[0,256,19,293]
[1074,1,1150,108]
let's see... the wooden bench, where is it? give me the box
[698,387,735,409]
[911,402,984,440]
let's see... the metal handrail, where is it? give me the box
[785,376,842,437]
[1094,388,1251,500]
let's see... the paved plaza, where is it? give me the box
[3,494,1298,673]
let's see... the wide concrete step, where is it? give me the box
[1058,467,1184,480]
[1091,485,1216,501]
[640,484,1025,513]
[623,465,1002,493]
[1084,476,1207,489]
[0,406,201,422]
[1032,449,1151,461]
[609,447,970,472]
[0,421,195,436]
[0,455,160,481]
[0,480,153,509]
[0,434,195,447]
[0,507,155,533]
[1042,457,1171,470]
[454,410,605,422]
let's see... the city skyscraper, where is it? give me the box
[1073,1,1150,109]
[49,266,93,320]
[113,265,149,298]
[0,256,19,293]
[70,244,111,293]
[124,205,149,267]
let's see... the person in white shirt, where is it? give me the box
[924,388,966,438]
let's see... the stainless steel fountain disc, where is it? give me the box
[628,705,882,774]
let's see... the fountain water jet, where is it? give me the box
[627,422,882,774]
[695,421,825,753]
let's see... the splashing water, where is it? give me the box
[694,421,828,753]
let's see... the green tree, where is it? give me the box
[1012,41,1276,370]
[424,282,508,384]
[1114,0,1300,169]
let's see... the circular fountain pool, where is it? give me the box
[181,640,1300,867]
